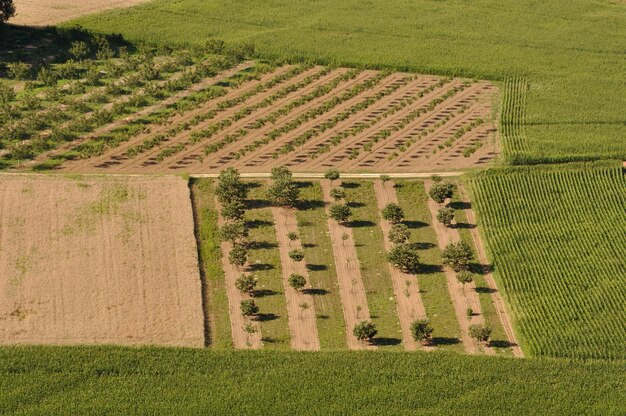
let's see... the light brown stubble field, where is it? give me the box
[0,174,205,347]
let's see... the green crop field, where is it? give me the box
[1,346,624,415]
[71,0,626,163]
[469,161,626,360]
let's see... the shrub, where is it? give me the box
[240,299,259,317]
[329,187,346,201]
[469,324,492,343]
[387,243,420,274]
[69,41,90,61]
[436,207,455,226]
[456,270,474,285]
[388,223,411,244]
[235,274,257,295]
[381,203,404,224]
[442,241,474,272]
[0,0,16,23]
[288,249,305,262]
[7,62,30,80]
[37,67,57,87]
[229,245,248,268]
[288,273,307,291]
[287,232,299,241]
[353,321,377,341]
[0,82,15,106]
[220,220,248,244]
[429,182,455,203]
[380,174,390,183]
[324,168,340,183]
[328,203,351,224]
[410,319,434,342]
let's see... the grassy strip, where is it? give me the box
[450,185,512,356]
[1,346,623,415]
[395,180,463,352]
[342,180,402,350]
[295,181,347,350]
[245,182,290,349]
[189,178,231,349]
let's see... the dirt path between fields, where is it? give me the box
[215,198,262,349]
[457,184,524,357]
[373,180,431,351]
[424,179,493,355]
[271,207,320,350]
[321,180,376,350]
[12,0,153,26]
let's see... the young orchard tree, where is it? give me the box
[287,232,299,242]
[267,179,300,207]
[288,273,307,291]
[7,62,30,80]
[0,83,15,107]
[270,166,293,182]
[353,321,378,342]
[288,249,305,262]
[0,0,16,24]
[429,182,456,203]
[381,203,404,224]
[410,319,434,343]
[235,274,257,296]
[229,245,248,268]
[324,169,340,185]
[216,167,248,205]
[221,200,246,221]
[469,324,492,344]
[329,187,346,201]
[69,41,90,61]
[442,241,474,272]
[387,243,420,274]
[456,270,474,286]
[436,207,455,227]
[388,223,411,245]
[240,299,259,318]
[328,203,351,224]
[380,174,391,184]
[220,220,248,245]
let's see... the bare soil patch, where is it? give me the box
[271,207,320,351]
[321,180,376,350]
[0,174,204,347]
[12,0,153,26]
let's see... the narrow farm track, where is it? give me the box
[457,184,524,358]
[424,180,493,355]
[373,180,430,351]
[215,199,263,349]
[321,180,376,350]
[271,207,321,351]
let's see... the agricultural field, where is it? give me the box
[0,32,498,173]
[469,161,626,360]
[0,174,204,347]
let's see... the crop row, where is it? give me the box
[500,77,528,158]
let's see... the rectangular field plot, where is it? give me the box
[53,64,498,174]
[0,175,204,347]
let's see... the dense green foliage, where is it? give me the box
[470,162,626,360]
[71,0,626,161]
[0,346,623,415]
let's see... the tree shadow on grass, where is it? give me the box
[253,289,277,298]
[433,337,461,346]
[246,199,271,210]
[475,286,496,294]
[341,182,360,189]
[247,241,277,250]
[306,264,327,271]
[346,201,365,209]
[409,242,436,250]
[296,181,313,189]
[257,313,279,322]
[419,263,443,274]
[248,263,274,272]
[303,288,329,296]
[349,220,376,228]
[245,219,273,229]
[489,340,516,349]
[296,199,325,210]
[372,337,402,346]
[302,243,317,248]
[449,201,471,210]
[403,220,428,229]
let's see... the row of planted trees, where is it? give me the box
[429,176,492,345]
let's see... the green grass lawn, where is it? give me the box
[395,180,464,352]
[295,181,347,350]
[342,180,403,350]
[245,181,290,349]
[1,346,624,415]
[189,178,231,349]
[69,0,626,162]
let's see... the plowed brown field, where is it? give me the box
[56,65,498,174]
[0,174,204,347]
